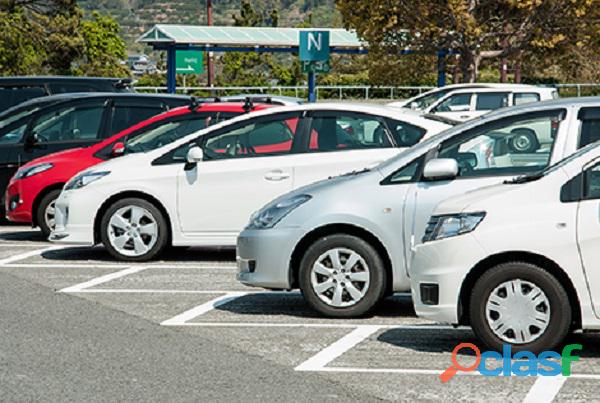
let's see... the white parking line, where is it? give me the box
[3,263,237,269]
[0,245,66,265]
[523,376,567,403]
[161,292,248,326]
[295,325,381,371]
[58,266,151,292]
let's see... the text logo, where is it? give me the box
[440,342,582,383]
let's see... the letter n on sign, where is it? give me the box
[299,31,330,62]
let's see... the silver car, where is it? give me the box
[237,98,600,317]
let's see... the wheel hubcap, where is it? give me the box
[310,247,370,308]
[44,200,56,230]
[107,205,158,257]
[485,279,550,344]
[514,135,531,151]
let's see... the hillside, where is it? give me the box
[79,0,341,52]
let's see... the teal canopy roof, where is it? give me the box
[138,24,365,48]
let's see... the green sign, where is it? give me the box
[299,31,330,62]
[301,60,331,73]
[176,50,204,74]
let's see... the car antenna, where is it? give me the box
[243,97,254,113]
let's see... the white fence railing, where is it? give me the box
[134,83,600,100]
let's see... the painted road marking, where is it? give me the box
[59,266,151,292]
[523,376,567,403]
[295,325,381,371]
[161,292,248,326]
[0,246,66,265]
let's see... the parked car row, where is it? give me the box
[2,77,596,354]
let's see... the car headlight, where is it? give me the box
[246,194,312,230]
[64,171,110,191]
[422,212,486,243]
[14,162,53,179]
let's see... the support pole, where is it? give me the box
[437,51,446,87]
[206,0,214,87]
[167,46,177,94]
[308,71,316,103]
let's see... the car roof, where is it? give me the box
[0,76,133,85]
[439,86,555,95]
[0,92,192,119]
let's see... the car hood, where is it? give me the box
[83,151,148,174]
[262,168,384,211]
[20,147,85,168]
[434,183,522,215]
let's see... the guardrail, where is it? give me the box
[134,83,600,100]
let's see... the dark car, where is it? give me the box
[0,76,133,114]
[0,92,191,204]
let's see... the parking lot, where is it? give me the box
[1,224,600,402]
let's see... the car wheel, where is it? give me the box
[469,262,571,353]
[299,234,387,317]
[509,130,539,153]
[37,189,62,238]
[100,198,169,262]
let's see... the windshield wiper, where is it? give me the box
[504,172,545,184]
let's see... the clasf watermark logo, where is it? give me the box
[440,342,582,383]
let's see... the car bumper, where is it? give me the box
[49,189,97,246]
[236,226,305,290]
[5,180,34,223]
[410,233,486,324]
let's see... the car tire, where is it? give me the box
[299,234,387,318]
[100,198,169,262]
[469,262,572,354]
[37,189,62,238]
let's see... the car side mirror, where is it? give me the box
[423,158,459,180]
[409,102,419,110]
[186,146,204,164]
[110,142,125,158]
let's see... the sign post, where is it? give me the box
[299,31,330,102]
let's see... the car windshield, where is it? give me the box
[124,115,224,154]
[0,105,39,129]
[409,89,451,110]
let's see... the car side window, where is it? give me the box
[109,104,164,136]
[48,83,98,93]
[578,119,600,149]
[31,103,105,142]
[437,110,564,178]
[432,93,472,113]
[385,118,426,147]
[385,157,423,184]
[0,86,47,111]
[514,93,540,106]
[202,112,300,160]
[308,113,392,152]
[0,122,28,145]
[584,163,600,200]
[475,93,509,111]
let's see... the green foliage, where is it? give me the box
[0,1,129,77]
[0,9,44,74]
[74,11,129,76]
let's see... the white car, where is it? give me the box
[389,84,558,122]
[236,98,600,318]
[411,140,600,353]
[49,103,451,261]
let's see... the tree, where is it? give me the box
[74,11,129,76]
[0,1,129,77]
[336,0,599,82]
[0,9,43,74]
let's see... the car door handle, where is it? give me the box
[264,170,290,181]
[460,115,470,119]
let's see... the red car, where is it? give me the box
[5,101,275,236]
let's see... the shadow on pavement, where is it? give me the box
[0,230,46,242]
[40,245,236,263]
[215,292,416,319]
